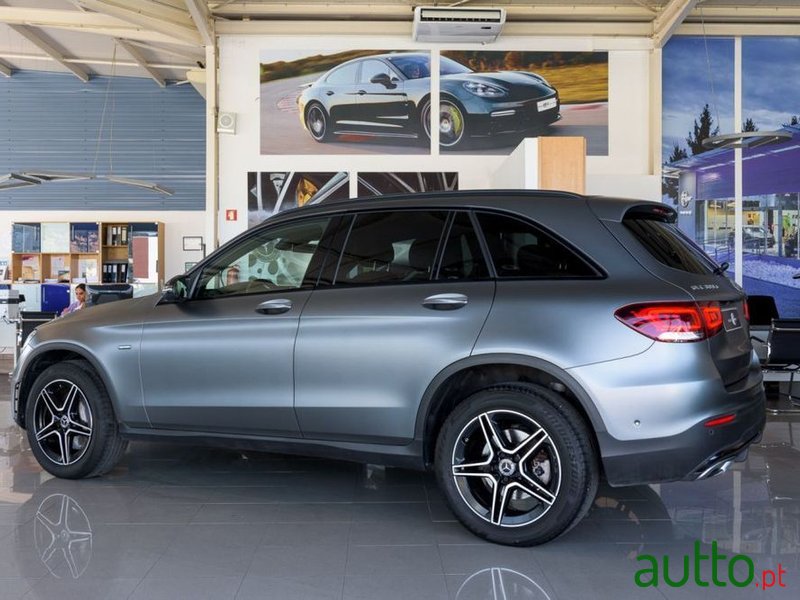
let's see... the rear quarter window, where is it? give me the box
[624,218,717,275]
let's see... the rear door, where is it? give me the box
[294,210,495,443]
[604,205,751,386]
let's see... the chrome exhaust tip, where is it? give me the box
[696,458,735,480]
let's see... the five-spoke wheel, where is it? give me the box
[436,384,598,546]
[26,361,128,479]
[451,410,560,527]
[32,379,93,467]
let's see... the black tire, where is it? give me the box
[435,383,598,546]
[25,360,127,479]
[305,102,332,142]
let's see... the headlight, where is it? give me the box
[463,81,506,98]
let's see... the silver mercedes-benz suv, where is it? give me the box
[11,191,766,546]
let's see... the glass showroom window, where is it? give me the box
[662,36,800,316]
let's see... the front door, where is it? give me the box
[294,210,495,444]
[354,59,411,135]
[140,217,331,437]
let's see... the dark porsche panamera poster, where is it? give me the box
[260,49,432,155]
[439,51,608,155]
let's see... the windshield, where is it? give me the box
[440,56,473,75]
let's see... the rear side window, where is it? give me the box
[477,212,598,278]
[624,218,716,275]
[336,211,448,285]
[437,212,489,280]
[325,62,358,85]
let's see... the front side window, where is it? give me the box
[195,218,330,299]
[477,212,598,278]
[360,59,394,84]
[336,211,448,285]
[325,62,359,85]
[387,55,430,80]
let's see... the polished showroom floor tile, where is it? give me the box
[2,356,798,599]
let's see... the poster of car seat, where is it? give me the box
[247,172,349,228]
[439,51,608,155]
[260,50,431,155]
[356,172,458,197]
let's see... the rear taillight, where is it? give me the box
[615,301,724,343]
[743,299,750,322]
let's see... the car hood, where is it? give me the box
[34,295,156,341]
[443,71,555,101]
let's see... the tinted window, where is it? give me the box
[387,55,430,79]
[438,213,489,280]
[325,62,358,85]
[477,212,597,278]
[361,59,393,83]
[336,211,448,285]
[196,218,330,299]
[440,56,472,75]
[624,218,717,275]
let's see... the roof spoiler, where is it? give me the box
[586,197,677,223]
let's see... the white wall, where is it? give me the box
[218,34,660,244]
[0,211,206,282]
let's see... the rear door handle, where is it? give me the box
[422,293,468,310]
[255,299,293,315]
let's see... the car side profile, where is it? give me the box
[11,191,765,546]
[297,52,560,149]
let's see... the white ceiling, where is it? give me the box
[0,1,798,84]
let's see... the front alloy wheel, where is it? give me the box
[32,379,93,467]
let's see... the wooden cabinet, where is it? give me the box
[10,221,164,287]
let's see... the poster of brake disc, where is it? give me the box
[258,49,609,156]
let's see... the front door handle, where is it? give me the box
[357,89,367,95]
[422,293,468,310]
[255,299,293,315]
[325,90,334,96]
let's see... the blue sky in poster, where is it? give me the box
[662,36,734,162]
[743,37,800,130]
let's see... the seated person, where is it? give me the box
[61,283,87,316]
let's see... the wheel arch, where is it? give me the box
[16,344,118,429]
[416,354,606,467]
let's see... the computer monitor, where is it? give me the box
[85,283,134,306]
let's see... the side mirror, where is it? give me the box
[370,73,395,88]
[160,276,189,304]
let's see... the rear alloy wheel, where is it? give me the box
[26,361,127,479]
[305,103,331,142]
[435,384,598,546]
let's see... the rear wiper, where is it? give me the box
[713,261,729,275]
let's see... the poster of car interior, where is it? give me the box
[438,51,608,155]
[662,36,800,317]
[247,172,349,228]
[356,172,458,197]
[260,50,431,155]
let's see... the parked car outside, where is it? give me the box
[298,52,560,149]
[728,226,776,251]
[12,191,765,546]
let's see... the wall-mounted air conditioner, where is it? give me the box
[412,6,506,44]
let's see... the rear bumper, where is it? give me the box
[597,368,765,486]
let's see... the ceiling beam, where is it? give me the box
[76,0,202,46]
[0,58,11,77]
[0,51,193,70]
[125,40,204,63]
[116,38,165,87]
[184,0,214,47]
[653,0,698,48]
[0,6,199,47]
[7,24,90,82]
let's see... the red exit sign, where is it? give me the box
[225,209,238,221]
